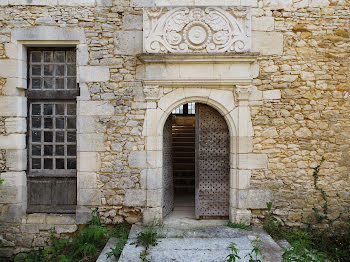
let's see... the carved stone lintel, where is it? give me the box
[235,85,252,101]
[144,6,251,54]
[144,85,160,101]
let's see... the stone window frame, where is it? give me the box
[2,26,93,224]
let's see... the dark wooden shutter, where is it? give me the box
[27,48,77,213]
[162,115,174,217]
[195,104,230,218]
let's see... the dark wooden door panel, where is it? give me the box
[28,178,77,213]
[54,179,77,206]
[28,180,53,206]
[195,104,230,219]
[163,115,174,217]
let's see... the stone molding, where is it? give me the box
[137,53,259,87]
[144,6,251,53]
[12,26,86,43]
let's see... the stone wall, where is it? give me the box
[248,0,350,227]
[0,0,349,256]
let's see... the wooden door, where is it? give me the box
[162,116,174,217]
[27,48,78,213]
[195,104,230,218]
[27,102,77,213]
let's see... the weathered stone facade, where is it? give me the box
[0,0,349,256]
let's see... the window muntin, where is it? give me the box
[172,103,195,115]
[188,102,195,114]
[29,102,77,173]
[29,50,77,90]
[172,105,184,114]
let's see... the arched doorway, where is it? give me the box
[162,103,230,219]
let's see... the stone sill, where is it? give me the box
[25,213,76,225]
[137,53,260,64]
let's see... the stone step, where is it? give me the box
[118,225,283,262]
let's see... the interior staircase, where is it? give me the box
[172,124,195,194]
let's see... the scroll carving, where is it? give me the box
[144,7,251,54]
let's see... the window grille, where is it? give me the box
[27,48,77,213]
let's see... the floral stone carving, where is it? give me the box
[144,6,251,53]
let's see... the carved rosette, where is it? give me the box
[144,85,160,101]
[144,7,251,53]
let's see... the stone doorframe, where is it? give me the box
[139,53,271,225]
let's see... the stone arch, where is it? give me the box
[157,91,238,139]
[143,87,247,223]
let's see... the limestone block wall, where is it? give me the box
[0,0,348,255]
[247,0,350,227]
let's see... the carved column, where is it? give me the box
[230,85,253,225]
[143,85,163,223]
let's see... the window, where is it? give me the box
[172,103,195,115]
[27,48,78,213]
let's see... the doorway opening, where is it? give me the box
[162,103,230,220]
[172,103,196,218]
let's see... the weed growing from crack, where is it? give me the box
[263,201,283,239]
[225,242,241,262]
[106,224,130,259]
[245,235,264,262]
[227,222,253,231]
[133,219,160,262]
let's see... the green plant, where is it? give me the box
[136,220,160,249]
[245,235,264,262]
[110,224,129,239]
[106,238,128,259]
[312,157,333,226]
[13,249,45,262]
[134,219,160,262]
[227,222,252,231]
[263,202,283,239]
[139,250,154,262]
[89,207,102,226]
[13,208,109,262]
[106,224,130,259]
[282,232,329,262]
[225,242,241,262]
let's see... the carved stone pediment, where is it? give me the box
[143,6,251,54]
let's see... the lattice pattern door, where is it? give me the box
[162,116,174,217]
[195,104,230,218]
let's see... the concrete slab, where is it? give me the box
[119,224,283,262]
